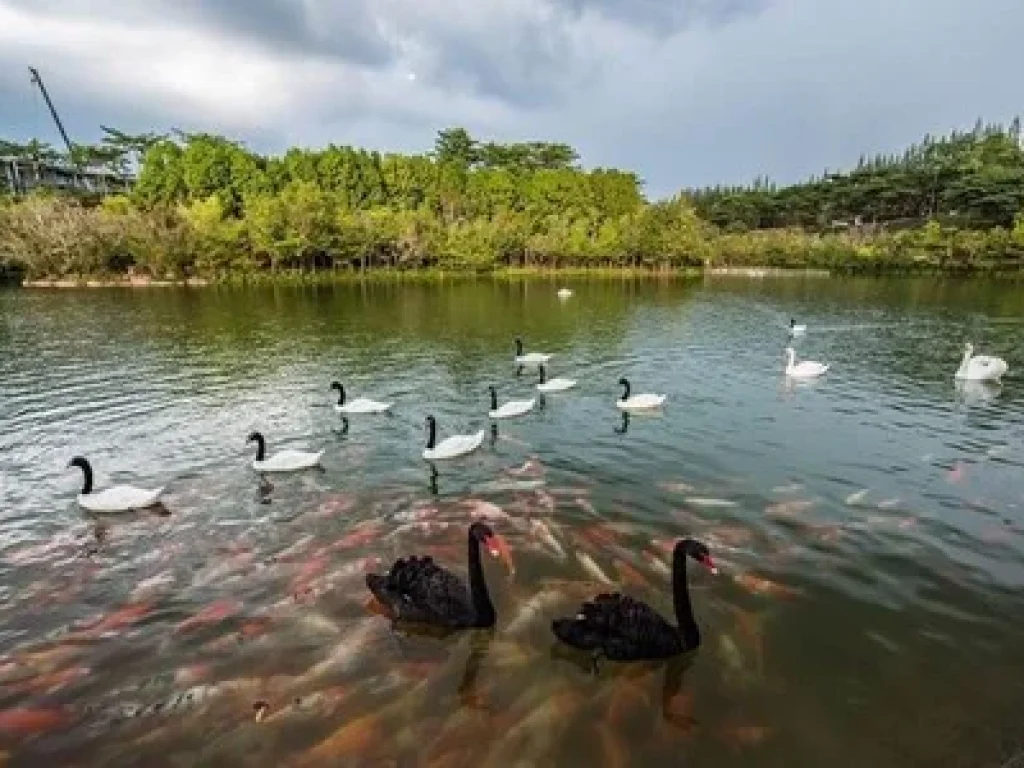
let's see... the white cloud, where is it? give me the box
[2,0,1023,196]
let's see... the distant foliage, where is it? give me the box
[687,118,1024,231]
[2,120,1023,279]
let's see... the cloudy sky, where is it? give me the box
[1,0,1022,197]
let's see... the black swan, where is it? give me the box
[365,522,506,629]
[551,538,716,663]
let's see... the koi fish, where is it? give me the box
[129,570,176,601]
[717,633,745,674]
[771,482,804,494]
[506,589,571,636]
[74,601,154,637]
[658,480,695,494]
[718,724,774,749]
[844,488,870,506]
[263,686,348,725]
[733,572,800,599]
[392,506,440,524]
[684,497,737,508]
[176,599,243,634]
[271,534,317,562]
[3,666,90,697]
[460,499,509,521]
[613,559,648,588]
[506,459,545,478]
[764,499,815,517]
[82,681,259,726]
[530,520,566,560]
[297,713,380,764]
[294,619,380,686]
[706,525,754,546]
[576,551,614,585]
[0,707,68,735]
[643,551,672,579]
[315,494,356,519]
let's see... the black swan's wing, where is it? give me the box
[366,555,473,625]
[552,592,684,660]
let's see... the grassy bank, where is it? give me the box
[4,193,1023,286]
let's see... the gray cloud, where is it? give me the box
[2,0,1024,199]
[3,0,397,65]
[176,0,395,66]
[415,17,585,107]
[559,0,770,34]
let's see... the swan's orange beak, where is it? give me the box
[486,535,515,577]
[700,555,718,575]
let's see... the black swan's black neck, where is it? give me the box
[620,379,631,400]
[467,533,496,627]
[538,365,547,384]
[331,382,345,405]
[425,418,437,450]
[672,545,699,647]
[489,388,498,410]
[515,338,523,356]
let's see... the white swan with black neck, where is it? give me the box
[247,431,324,472]
[514,337,552,366]
[487,386,535,419]
[615,377,666,410]
[67,457,164,512]
[422,416,484,460]
[330,381,392,414]
[536,364,576,393]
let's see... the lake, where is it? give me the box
[1,275,1023,767]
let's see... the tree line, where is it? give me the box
[2,120,1024,281]
[687,118,1024,231]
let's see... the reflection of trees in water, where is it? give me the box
[17,279,701,382]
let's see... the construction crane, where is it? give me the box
[28,66,77,164]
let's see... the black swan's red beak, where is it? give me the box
[699,554,718,575]
[485,535,515,576]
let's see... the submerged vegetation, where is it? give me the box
[3,120,1024,282]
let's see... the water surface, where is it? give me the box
[1,276,1023,766]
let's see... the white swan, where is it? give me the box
[423,416,484,460]
[954,342,1008,381]
[557,288,573,299]
[536,364,577,393]
[488,386,536,419]
[514,337,552,366]
[615,377,666,410]
[68,457,164,512]
[248,431,323,472]
[789,318,806,335]
[330,381,392,414]
[784,347,829,378]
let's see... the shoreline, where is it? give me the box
[16,267,812,288]
[12,264,1023,289]
[21,276,211,289]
